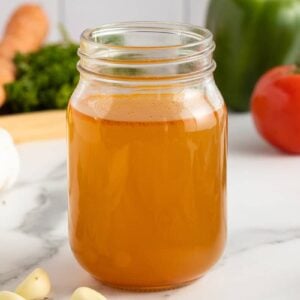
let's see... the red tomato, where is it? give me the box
[251,65,300,154]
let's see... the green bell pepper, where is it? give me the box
[206,0,300,112]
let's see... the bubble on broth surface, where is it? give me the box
[72,89,222,131]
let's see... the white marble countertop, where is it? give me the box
[1,114,300,300]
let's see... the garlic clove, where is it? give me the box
[0,291,26,300]
[71,287,107,300]
[15,268,51,299]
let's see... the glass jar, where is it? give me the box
[67,22,227,291]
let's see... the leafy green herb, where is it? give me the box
[3,42,79,113]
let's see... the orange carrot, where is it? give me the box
[0,57,15,85]
[0,4,49,59]
[0,86,5,106]
[0,4,49,107]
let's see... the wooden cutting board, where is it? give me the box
[0,110,66,143]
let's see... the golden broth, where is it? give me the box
[67,92,227,289]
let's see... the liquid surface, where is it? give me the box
[68,92,227,289]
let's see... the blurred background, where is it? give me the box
[0,0,209,42]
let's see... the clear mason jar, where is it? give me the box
[67,22,227,291]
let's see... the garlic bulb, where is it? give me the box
[0,128,19,191]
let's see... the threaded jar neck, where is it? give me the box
[78,22,216,85]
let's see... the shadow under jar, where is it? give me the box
[67,22,227,291]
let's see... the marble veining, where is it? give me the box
[1,115,300,300]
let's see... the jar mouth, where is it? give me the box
[81,22,213,50]
[78,22,215,84]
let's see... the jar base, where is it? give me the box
[98,277,200,292]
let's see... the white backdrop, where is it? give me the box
[0,0,210,41]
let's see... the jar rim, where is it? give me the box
[81,21,213,51]
[78,22,216,85]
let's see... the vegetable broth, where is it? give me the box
[67,92,227,289]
